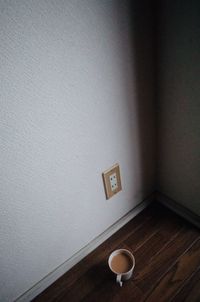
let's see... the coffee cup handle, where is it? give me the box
[116,274,123,287]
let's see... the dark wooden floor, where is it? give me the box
[33,202,200,302]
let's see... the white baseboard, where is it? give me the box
[156,192,200,229]
[15,194,154,302]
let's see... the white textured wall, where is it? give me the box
[157,0,200,214]
[0,1,155,301]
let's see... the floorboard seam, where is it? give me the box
[142,237,200,301]
[169,264,200,302]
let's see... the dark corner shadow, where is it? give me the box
[130,0,157,193]
[116,0,157,200]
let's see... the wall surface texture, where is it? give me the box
[0,1,155,301]
[157,0,200,214]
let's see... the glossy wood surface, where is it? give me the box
[33,203,200,302]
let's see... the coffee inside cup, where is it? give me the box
[110,251,133,274]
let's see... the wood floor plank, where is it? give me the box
[134,226,200,293]
[144,239,200,302]
[54,205,182,302]
[53,208,164,302]
[81,275,143,302]
[171,268,200,302]
[80,211,185,302]
[32,203,200,302]
[124,217,163,252]
[33,203,158,302]
[131,213,185,278]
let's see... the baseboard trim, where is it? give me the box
[156,192,200,229]
[15,194,154,302]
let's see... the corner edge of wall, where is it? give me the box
[156,191,200,229]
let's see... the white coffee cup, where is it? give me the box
[108,249,135,287]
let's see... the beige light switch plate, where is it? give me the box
[102,163,122,199]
